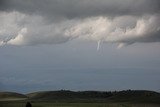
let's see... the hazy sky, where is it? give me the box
[0,0,160,93]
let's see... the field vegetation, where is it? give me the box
[0,90,160,107]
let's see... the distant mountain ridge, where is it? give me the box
[1,90,160,103]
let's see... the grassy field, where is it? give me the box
[0,102,160,107]
[0,90,160,107]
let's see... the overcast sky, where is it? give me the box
[0,0,160,93]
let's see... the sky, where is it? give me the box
[0,0,160,93]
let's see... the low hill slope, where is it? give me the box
[0,92,27,101]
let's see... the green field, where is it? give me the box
[0,102,160,107]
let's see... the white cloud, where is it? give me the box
[0,11,159,47]
[67,15,160,45]
[8,28,27,45]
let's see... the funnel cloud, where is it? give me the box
[0,0,160,93]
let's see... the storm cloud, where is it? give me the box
[0,0,160,46]
[1,0,160,18]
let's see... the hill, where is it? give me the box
[27,90,112,102]
[108,90,160,103]
[26,90,160,103]
[0,92,27,101]
[0,90,160,103]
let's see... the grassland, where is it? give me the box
[1,101,160,107]
[0,90,160,107]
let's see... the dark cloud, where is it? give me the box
[1,0,160,19]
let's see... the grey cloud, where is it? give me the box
[1,0,160,19]
[0,0,160,47]
[0,11,160,46]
